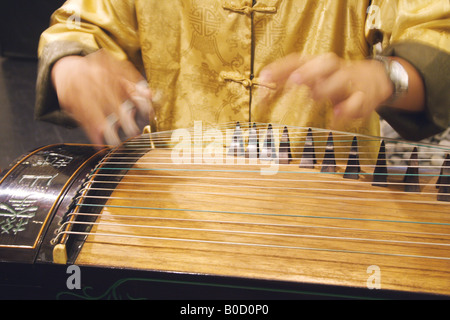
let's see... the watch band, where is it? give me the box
[372,55,409,105]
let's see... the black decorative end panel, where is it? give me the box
[0,144,107,263]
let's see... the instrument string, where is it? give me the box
[74,187,446,203]
[79,175,445,201]
[58,174,450,257]
[73,187,449,218]
[133,122,449,144]
[52,122,450,264]
[74,192,447,206]
[53,229,450,261]
[65,211,450,237]
[112,131,450,169]
[89,166,446,180]
[115,141,444,156]
[124,138,449,154]
[58,198,450,260]
[78,181,442,194]
[72,202,450,228]
[79,125,446,198]
[96,159,446,171]
[87,174,447,190]
[124,125,450,152]
[56,175,450,254]
[92,137,449,178]
[57,219,450,248]
[106,149,446,159]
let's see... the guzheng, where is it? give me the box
[0,122,449,299]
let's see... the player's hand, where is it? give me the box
[52,49,154,146]
[259,52,394,122]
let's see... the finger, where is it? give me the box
[333,91,367,120]
[76,99,109,146]
[121,79,155,130]
[133,94,156,131]
[257,54,311,105]
[259,53,310,86]
[310,70,353,105]
[91,49,145,84]
[121,79,150,112]
[119,60,148,84]
[287,52,343,88]
[136,80,152,98]
[119,100,140,138]
[85,123,107,147]
[132,80,153,117]
[103,113,122,146]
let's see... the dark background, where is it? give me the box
[0,1,89,170]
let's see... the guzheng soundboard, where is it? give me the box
[0,122,449,299]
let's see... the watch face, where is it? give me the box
[390,61,409,93]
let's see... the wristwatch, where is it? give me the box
[372,55,409,104]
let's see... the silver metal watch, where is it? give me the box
[372,55,409,104]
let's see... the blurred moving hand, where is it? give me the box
[51,49,154,146]
[259,52,424,126]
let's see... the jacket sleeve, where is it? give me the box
[35,0,142,127]
[367,0,450,141]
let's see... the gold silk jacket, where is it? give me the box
[36,0,450,141]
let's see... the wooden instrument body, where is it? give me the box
[1,123,449,299]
